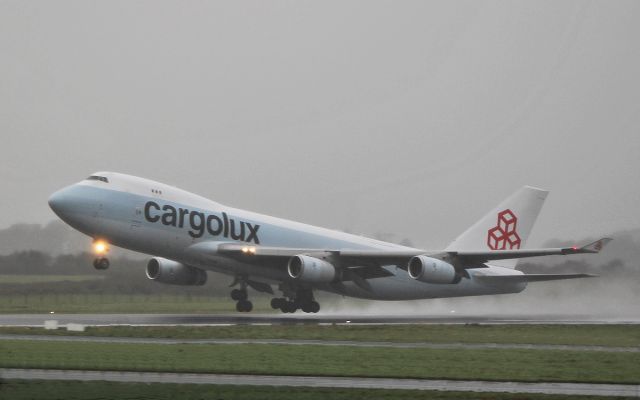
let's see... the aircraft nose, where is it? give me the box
[48,187,72,217]
[49,184,97,234]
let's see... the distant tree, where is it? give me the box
[0,251,52,274]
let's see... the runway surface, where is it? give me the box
[2,368,638,397]
[1,334,637,353]
[1,313,639,326]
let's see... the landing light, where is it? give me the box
[93,240,109,255]
[241,246,256,255]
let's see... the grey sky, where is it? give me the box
[1,1,639,249]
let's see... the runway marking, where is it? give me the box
[1,334,637,352]
[1,368,638,397]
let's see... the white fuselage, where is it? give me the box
[48,172,526,301]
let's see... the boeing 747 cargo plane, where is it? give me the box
[49,172,610,313]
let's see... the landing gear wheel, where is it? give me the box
[271,298,285,310]
[282,301,298,313]
[93,258,110,270]
[301,301,319,313]
[231,288,248,301]
[236,300,253,312]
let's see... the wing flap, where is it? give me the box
[475,273,597,284]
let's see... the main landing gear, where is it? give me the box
[270,298,320,313]
[229,279,320,314]
[271,288,320,314]
[231,287,253,312]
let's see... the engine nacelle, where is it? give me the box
[287,255,336,283]
[407,255,457,284]
[146,257,207,286]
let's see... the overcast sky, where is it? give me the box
[1,1,639,249]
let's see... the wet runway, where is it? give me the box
[2,333,638,353]
[1,313,639,326]
[2,369,638,397]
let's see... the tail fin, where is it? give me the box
[445,186,549,268]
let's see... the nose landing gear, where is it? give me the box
[92,257,110,270]
[92,240,110,270]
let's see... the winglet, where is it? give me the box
[578,238,613,254]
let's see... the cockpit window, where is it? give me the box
[87,175,109,183]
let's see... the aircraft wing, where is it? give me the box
[213,238,612,269]
[216,243,420,264]
[211,243,398,281]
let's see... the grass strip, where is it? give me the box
[2,380,632,400]
[1,340,639,384]
[1,324,639,347]
[0,294,261,314]
[0,275,104,284]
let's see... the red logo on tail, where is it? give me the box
[487,209,521,250]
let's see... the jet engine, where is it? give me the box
[146,257,207,286]
[287,255,336,283]
[407,255,457,284]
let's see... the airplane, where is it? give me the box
[48,172,611,313]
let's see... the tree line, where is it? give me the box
[0,251,236,296]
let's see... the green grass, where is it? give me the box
[2,380,631,400]
[2,324,639,347]
[1,340,639,384]
[0,294,263,313]
[0,274,104,284]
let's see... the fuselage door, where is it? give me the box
[131,206,143,229]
